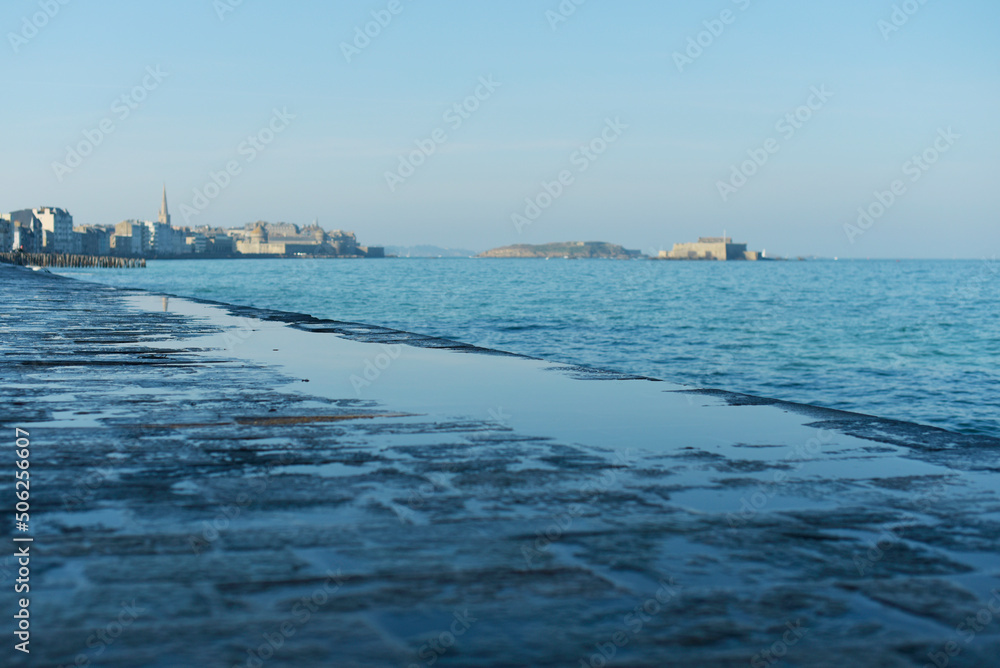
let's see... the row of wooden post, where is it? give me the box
[0,252,145,268]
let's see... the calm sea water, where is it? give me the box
[53,258,999,436]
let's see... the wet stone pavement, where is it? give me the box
[1,264,999,667]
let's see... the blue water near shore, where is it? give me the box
[53,258,999,436]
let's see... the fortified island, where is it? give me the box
[656,236,767,261]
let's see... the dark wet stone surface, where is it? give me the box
[1,265,1000,667]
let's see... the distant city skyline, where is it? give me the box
[2,1,998,258]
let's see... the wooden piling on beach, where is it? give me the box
[0,252,146,268]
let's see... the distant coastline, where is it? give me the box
[1,194,384,260]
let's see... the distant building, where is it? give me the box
[659,237,762,261]
[237,224,278,254]
[158,185,171,226]
[132,187,188,255]
[328,230,359,256]
[112,220,151,256]
[12,224,41,253]
[144,220,184,256]
[259,222,299,238]
[234,222,363,256]
[33,207,73,253]
[68,229,83,255]
[208,234,234,255]
[0,216,11,252]
[185,233,208,254]
[7,209,38,227]
[6,210,43,252]
[75,226,112,255]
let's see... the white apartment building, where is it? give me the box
[33,207,74,253]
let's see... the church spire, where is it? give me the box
[158,184,170,225]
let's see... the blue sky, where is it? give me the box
[2,0,997,257]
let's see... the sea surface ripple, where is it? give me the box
[55,258,999,436]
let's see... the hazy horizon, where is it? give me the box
[3,0,998,258]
